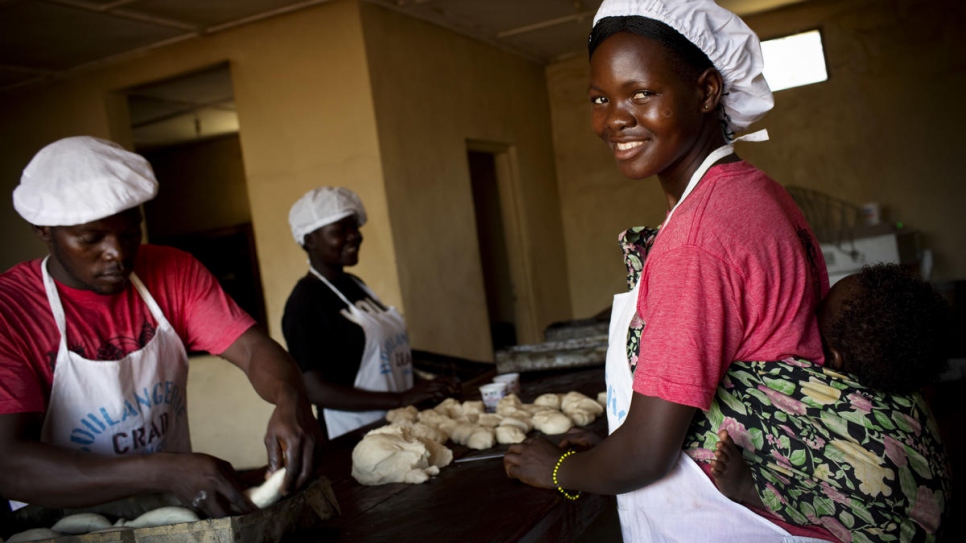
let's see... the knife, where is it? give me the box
[454,452,506,463]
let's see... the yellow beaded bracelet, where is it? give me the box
[552,450,581,501]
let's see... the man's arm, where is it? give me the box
[0,412,255,517]
[218,326,323,495]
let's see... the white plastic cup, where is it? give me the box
[492,373,520,395]
[479,382,509,412]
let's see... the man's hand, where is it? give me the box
[152,452,256,518]
[263,398,321,495]
[503,437,564,490]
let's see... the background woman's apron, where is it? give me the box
[603,146,825,542]
[311,269,413,440]
[39,256,191,455]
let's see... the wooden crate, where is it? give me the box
[5,477,339,543]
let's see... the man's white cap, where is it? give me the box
[13,136,158,226]
[593,0,774,136]
[289,187,367,246]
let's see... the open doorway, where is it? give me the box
[468,149,516,350]
[124,63,267,331]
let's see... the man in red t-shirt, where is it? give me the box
[0,136,323,519]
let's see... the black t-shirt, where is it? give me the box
[282,272,376,388]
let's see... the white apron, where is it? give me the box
[603,145,827,542]
[39,256,191,455]
[311,269,413,440]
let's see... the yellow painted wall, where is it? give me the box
[547,0,966,319]
[360,2,572,359]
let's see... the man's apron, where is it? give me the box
[603,146,827,542]
[39,256,191,455]
[311,269,413,440]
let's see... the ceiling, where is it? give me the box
[0,0,808,146]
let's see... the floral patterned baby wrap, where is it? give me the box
[618,227,950,543]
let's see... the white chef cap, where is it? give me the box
[592,0,774,137]
[13,136,158,226]
[289,187,367,246]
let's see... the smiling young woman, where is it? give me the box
[503,1,834,542]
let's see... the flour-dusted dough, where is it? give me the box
[246,467,288,509]
[461,400,485,416]
[351,426,444,485]
[51,512,112,534]
[417,408,452,430]
[533,393,562,410]
[532,410,573,435]
[465,426,495,450]
[449,422,478,446]
[419,436,454,468]
[7,528,61,542]
[476,413,503,428]
[499,412,533,433]
[495,394,523,415]
[386,404,418,423]
[392,419,448,443]
[119,506,200,528]
[495,425,526,444]
[433,398,463,418]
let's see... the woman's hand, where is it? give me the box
[503,437,565,490]
[153,452,256,518]
[402,377,460,407]
[557,427,603,451]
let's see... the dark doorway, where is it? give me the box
[468,150,517,351]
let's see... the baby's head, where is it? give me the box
[819,263,951,394]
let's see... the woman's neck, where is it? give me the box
[310,257,344,281]
[658,128,733,211]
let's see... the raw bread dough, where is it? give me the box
[420,437,454,468]
[465,427,495,450]
[460,401,485,416]
[495,425,526,444]
[7,528,61,543]
[433,398,463,418]
[495,394,523,415]
[533,393,562,410]
[392,420,448,443]
[246,467,288,509]
[476,413,503,428]
[597,391,607,406]
[386,405,418,423]
[351,426,446,485]
[499,412,533,433]
[532,410,573,435]
[449,423,478,446]
[51,512,112,534]
[118,506,199,528]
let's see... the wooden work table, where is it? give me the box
[285,366,615,543]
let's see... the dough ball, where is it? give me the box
[498,414,532,433]
[51,512,112,534]
[8,528,62,542]
[533,393,562,410]
[351,426,439,485]
[386,405,418,423]
[123,506,200,528]
[433,397,463,418]
[566,409,596,427]
[418,437,454,468]
[449,422,478,446]
[560,391,593,412]
[532,410,573,435]
[496,394,523,415]
[245,468,287,509]
[597,391,607,407]
[564,398,604,417]
[466,427,496,450]
[495,425,526,444]
[477,413,503,428]
[461,401,485,416]
[417,408,451,429]
[436,417,458,438]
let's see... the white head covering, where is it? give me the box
[13,136,158,226]
[289,187,367,246]
[592,0,773,137]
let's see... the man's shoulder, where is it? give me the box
[0,259,42,298]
